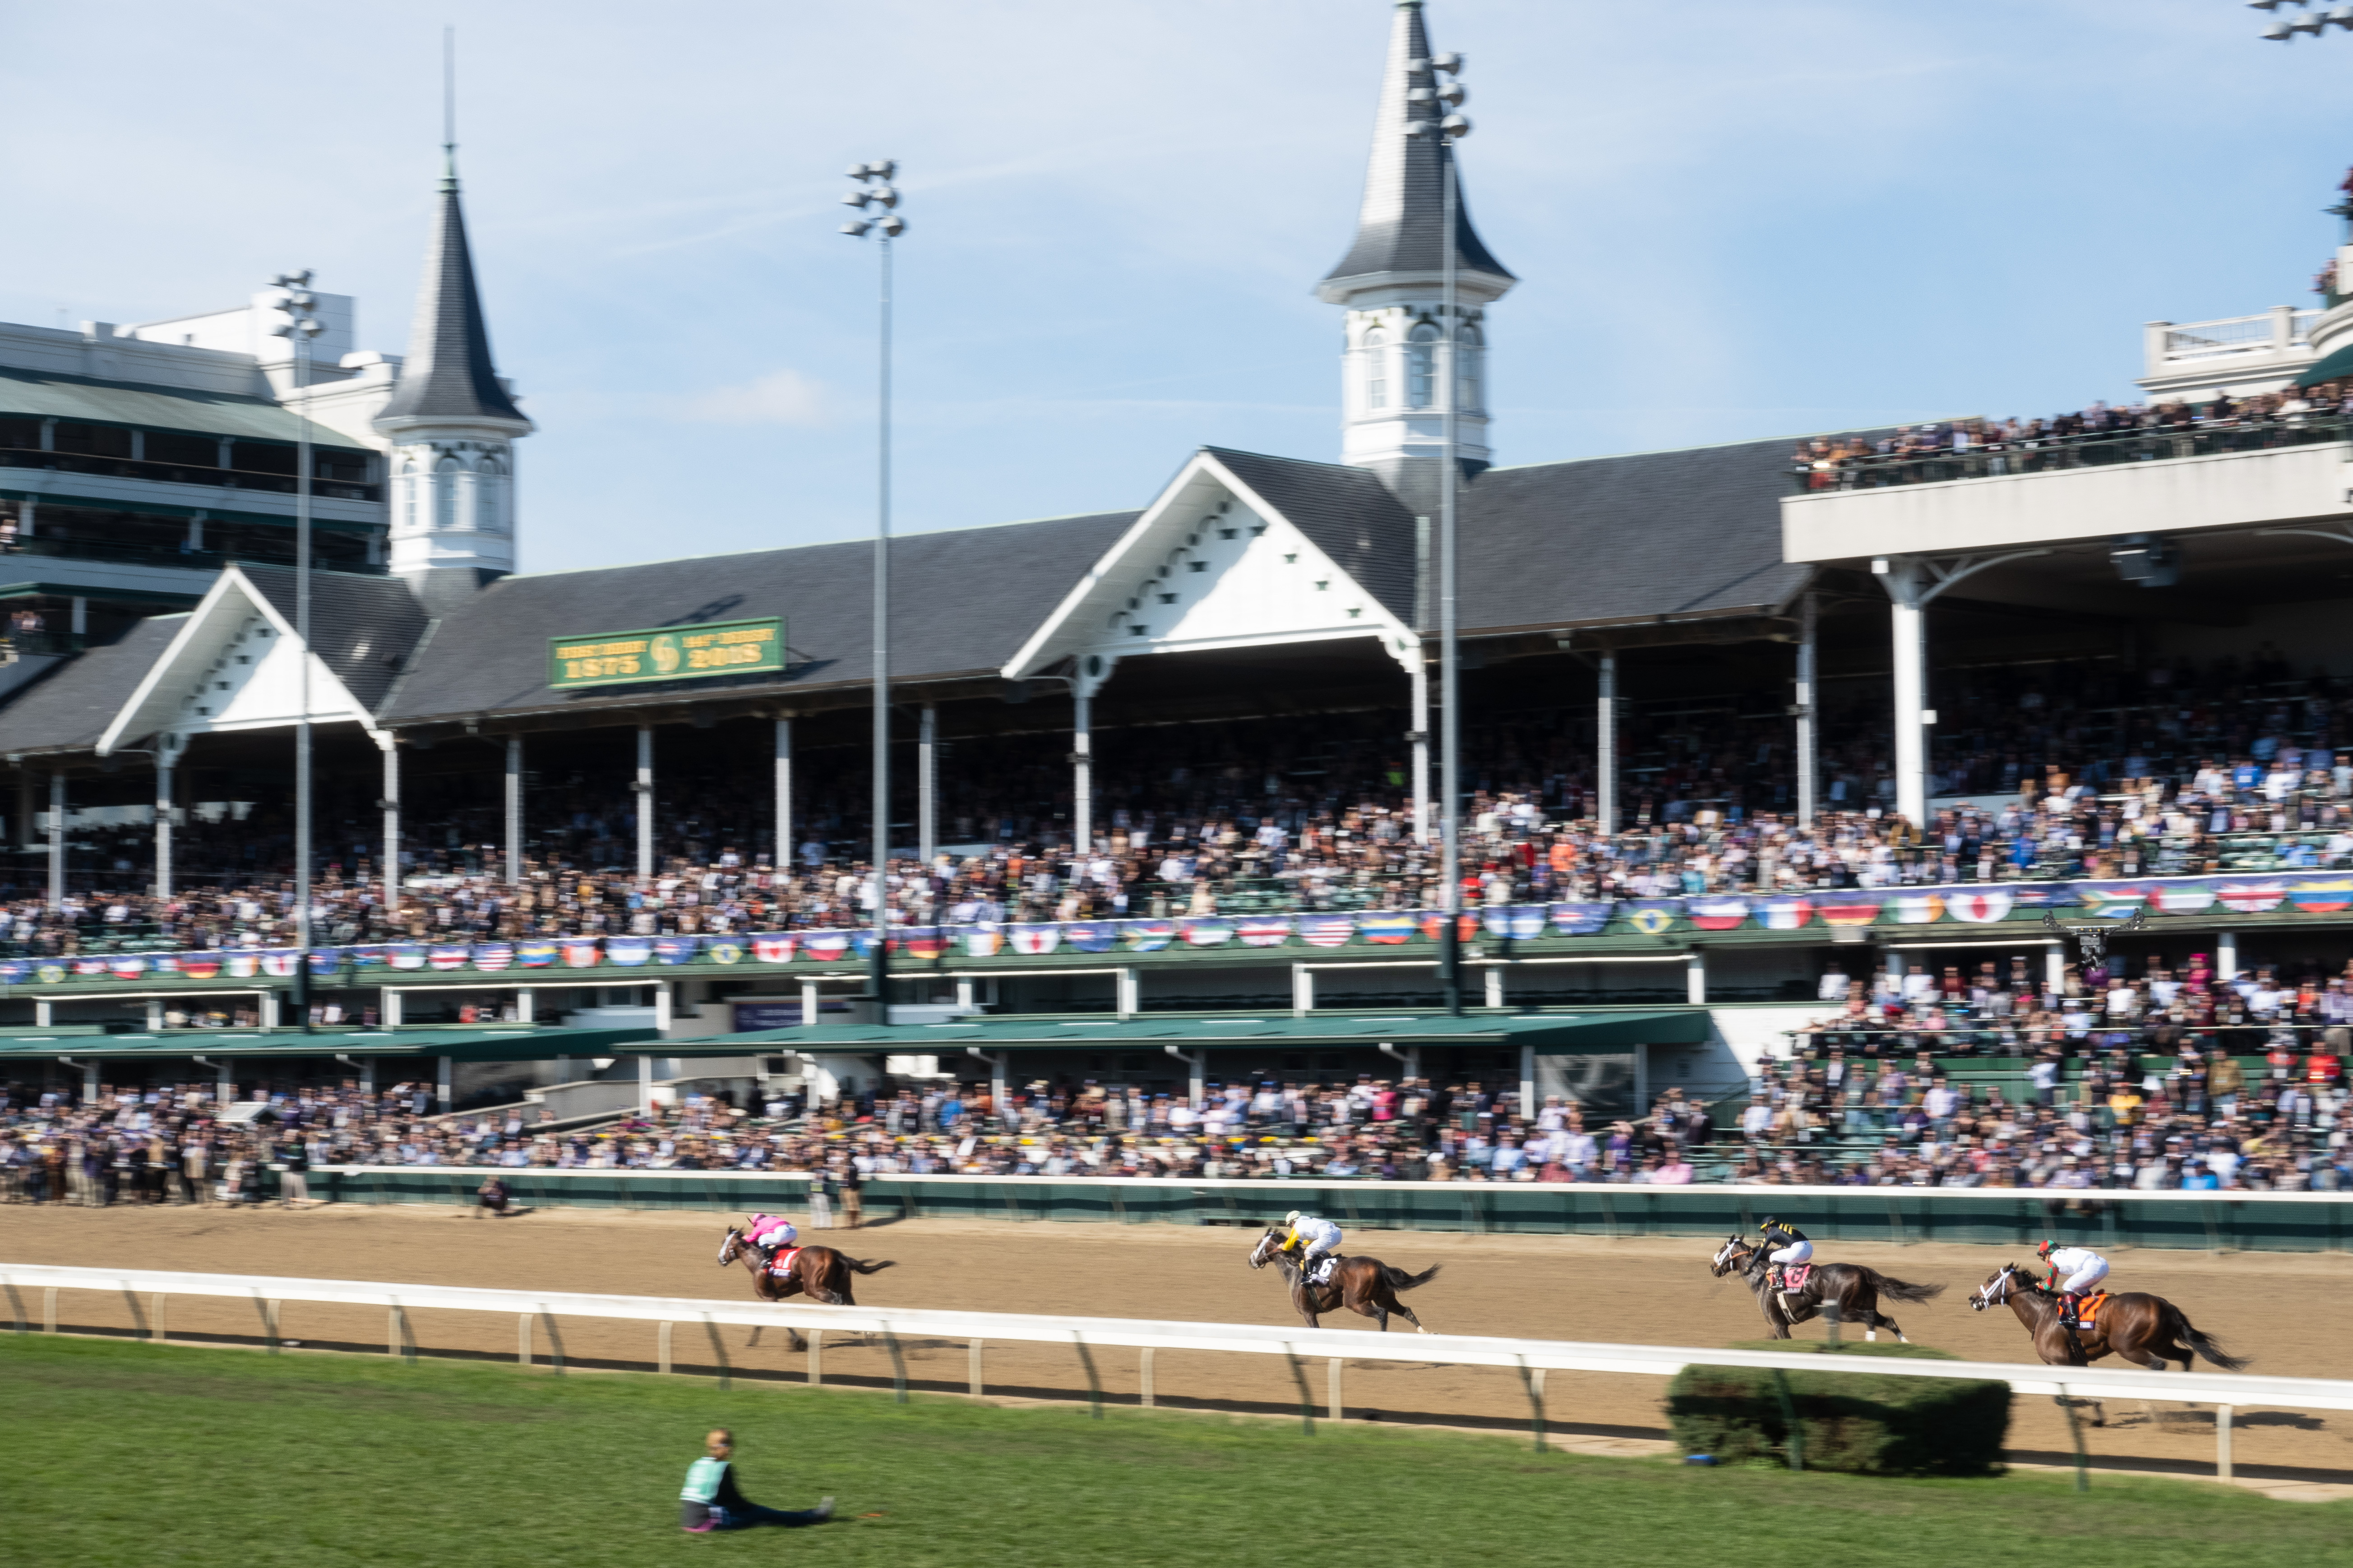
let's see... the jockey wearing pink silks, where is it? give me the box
[745,1213,798,1257]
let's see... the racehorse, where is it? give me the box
[1247,1227,1440,1332]
[1968,1262,2245,1425]
[717,1226,896,1351]
[1709,1235,1943,1342]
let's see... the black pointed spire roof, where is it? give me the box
[1317,0,1513,301]
[378,158,529,428]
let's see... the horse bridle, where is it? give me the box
[1709,1236,1753,1279]
[1969,1264,2018,1313]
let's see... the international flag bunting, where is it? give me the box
[262,950,305,977]
[1062,921,1118,954]
[306,950,341,976]
[472,943,515,972]
[703,938,747,965]
[387,944,427,971]
[1417,912,1480,943]
[1358,912,1418,945]
[35,964,67,984]
[751,934,797,964]
[849,931,881,959]
[345,946,388,969]
[178,956,222,980]
[2007,884,2076,909]
[802,932,852,962]
[1945,890,2014,924]
[0,959,28,985]
[428,944,472,971]
[2075,886,2148,920]
[561,937,603,968]
[1010,923,1063,955]
[1298,913,1355,948]
[1238,917,1294,948]
[109,955,149,979]
[224,952,261,979]
[73,956,108,976]
[898,928,949,959]
[606,937,653,967]
[1685,897,1751,932]
[652,936,699,965]
[1886,893,1944,926]
[1548,902,1613,936]
[2152,882,2216,915]
[1181,917,1236,947]
[1620,901,1681,937]
[962,926,1003,958]
[151,955,182,975]
[2215,881,2289,914]
[2289,879,2353,913]
[516,940,558,968]
[1756,897,1813,930]
[1815,899,1883,927]
[1120,920,1174,952]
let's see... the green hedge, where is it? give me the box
[1665,1342,2010,1476]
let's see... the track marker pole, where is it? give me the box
[2217,1404,2233,1481]
[1138,1346,1154,1408]
[968,1338,984,1399]
[659,1321,673,1376]
[807,1327,823,1387]
[1327,1357,1344,1423]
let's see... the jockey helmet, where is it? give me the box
[1759,1215,1778,1229]
[1285,1210,1303,1227]
[2036,1239,2056,1258]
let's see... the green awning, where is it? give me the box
[729,1009,1709,1056]
[2295,342,2353,387]
[0,487,382,534]
[0,581,202,608]
[0,364,368,450]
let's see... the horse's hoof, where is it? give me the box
[1415,1326,1428,1335]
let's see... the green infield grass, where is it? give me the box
[1,1334,2344,1567]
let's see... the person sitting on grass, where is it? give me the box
[680,1428,834,1533]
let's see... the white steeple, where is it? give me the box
[1318,0,1514,508]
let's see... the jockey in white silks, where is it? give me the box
[1280,1209,1344,1284]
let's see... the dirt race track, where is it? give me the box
[5,1201,2350,1482]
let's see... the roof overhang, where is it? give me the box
[729,1010,1708,1055]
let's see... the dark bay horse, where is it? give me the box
[1709,1235,1943,1342]
[1969,1262,2245,1424]
[717,1226,896,1350]
[1248,1227,1440,1332]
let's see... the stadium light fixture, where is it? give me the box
[2257,0,2353,35]
[1429,54,1473,1016]
[841,160,906,1014]
[268,271,325,1031]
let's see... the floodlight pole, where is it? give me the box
[275,274,323,1034]
[1438,144,1463,1017]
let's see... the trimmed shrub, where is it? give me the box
[1664,1342,2009,1476]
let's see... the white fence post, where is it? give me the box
[969,1337,984,1399]
[659,1320,673,1376]
[518,1314,532,1367]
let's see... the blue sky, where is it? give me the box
[3,1,2348,572]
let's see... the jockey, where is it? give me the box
[2036,1240,2109,1331]
[744,1213,798,1265]
[1280,1209,1344,1284]
[1756,1216,1812,1290]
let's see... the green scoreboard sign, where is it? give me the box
[548,617,784,690]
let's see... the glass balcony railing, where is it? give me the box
[0,447,379,502]
[0,535,384,575]
[1790,411,2353,493]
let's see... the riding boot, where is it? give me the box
[2059,1292,2080,1332]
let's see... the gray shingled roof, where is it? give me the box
[1457,433,1836,635]
[375,173,527,427]
[1318,0,1512,295]
[1206,447,1419,626]
[0,616,185,756]
[234,564,431,711]
[378,510,1140,725]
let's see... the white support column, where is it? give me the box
[145,998,164,1030]
[800,980,820,1026]
[47,772,65,910]
[382,988,404,1028]
[1877,557,1930,829]
[1165,1045,1206,1110]
[1292,964,1314,1017]
[917,706,937,865]
[774,717,794,869]
[2045,943,2066,997]
[1518,1044,1535,1123]
[153,747,175,900]
[378,734,401,924]
[1484,966,1504,1009]
[955,976,978,1010]
[654,982,674,1033]
[2216,930,2239,983]
[1115,967,1140,1018]
[503,736,524,885]
[1410,650,1432,845]
[33,999,51,1027]
[637,1053,654,1116]
[259,991,281,1028]
[1795,591,1818,828]
[1072,690,1093,855]
[1596,653,1618,835]
[435,1056,452,1111]
[515,988,534,1024]
[1686,950,1708,1005]
[635,724,655,880]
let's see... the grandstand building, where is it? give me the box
[8,0,2353,1114]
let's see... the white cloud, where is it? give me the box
[682,369,831,427]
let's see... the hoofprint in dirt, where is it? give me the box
[4,1203,2348,1475]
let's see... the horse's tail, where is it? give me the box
[1378,1262,1441,1292]
[2173,1306,2250,1372]
[1861,1268,1945,1305]
[841,1256,896,1275]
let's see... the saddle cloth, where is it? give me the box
[2075,1289,2109,1324]
[765,1246,802,1279]
[1781,1263,1813,1292]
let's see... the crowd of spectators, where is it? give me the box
[1793,384,2353,492]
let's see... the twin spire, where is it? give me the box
[376,155,528,429]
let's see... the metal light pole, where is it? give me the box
[1410,55,1472,1014]
[272,273,324,1032]
[842,163,906,1018]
